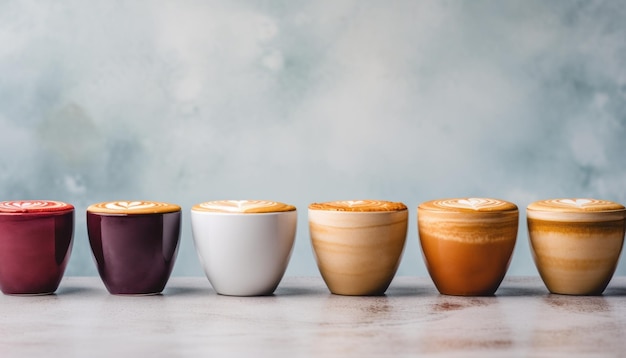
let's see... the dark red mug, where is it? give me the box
[0,200,74,295]
[87,201,181,295]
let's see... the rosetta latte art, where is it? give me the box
[0,201,67,210]
[0,200,72,212]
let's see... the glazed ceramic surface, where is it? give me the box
[418,198,518,296]
[191,200,297,296]
[527,198,626,295]
[0,200,74,295]
[308,200,408,296]
[87,201,181,295]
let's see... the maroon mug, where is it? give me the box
[0,200,74,295]
[87,201,181,295]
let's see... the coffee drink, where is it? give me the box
[192,200,296,213]
[527,198,626,295]
[308,200,407,212]
[0,200,74,295]
[418,198,518,296]
[0,200,73,213]
[87,200,181,214]
[191,200,297,296]
[309,200,408,296]
[87,200,181,295]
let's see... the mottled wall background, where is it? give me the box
[1,1,625,277]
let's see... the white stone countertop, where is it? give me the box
[1,276,625,357]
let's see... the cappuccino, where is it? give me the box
[308,200,407,212]
[527,198,626,295]
[0,200,73,213]
[308,200,408,296]
[192,200,295,214]
[87,201,180,215]
[418,198,518,296]
[0,200,74,295]
[86,200,181,294]
[191,200,297,296]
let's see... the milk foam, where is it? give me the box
[193,200,296,213]
[308,200,407,212]
[529,198,625,212]
[558,199,592,208]
[104,201,158,211]
[527,198,625,221]
[434,198,512,211]
[88,201,180,214]
[0,200,72,212]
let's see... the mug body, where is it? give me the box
[87,201,181,295]
[309,200,408,296]
[418,198,518,296]
[527,198,625,295]
[0,200,74,295]
[191,200,297,296]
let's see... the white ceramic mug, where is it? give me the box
[191,200,297,296]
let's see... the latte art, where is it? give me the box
[192,200,296,213]
[308,200,407,212]
[104,201,158,211]
[0,200,73,213]
[558,199,592,208]
[435,198,510,210]
[88,201,180,214]
[420,198,517,213]
[527,198,625,222]
[528,198,625,213]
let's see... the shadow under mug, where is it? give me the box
[87,201,181,295]
[0,200,74,295]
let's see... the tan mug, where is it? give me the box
[309,200,408,296]
[527,198,625,295]
[418,198,518,296]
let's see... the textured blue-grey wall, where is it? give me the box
[1,1,625,277]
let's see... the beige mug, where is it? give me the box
[527,198,625,295]
[309,200,408,296]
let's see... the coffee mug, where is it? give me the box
[87,201,181,295]
[418,198,518,296]
[191,200,297,296]
[527,198,626,295]
[309,200,408,296]
[0,200,74,295]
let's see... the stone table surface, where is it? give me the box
[1,276,625,357]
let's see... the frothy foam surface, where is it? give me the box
[88,201,180,214]
[528,198,625,212]
[420,198,517,213]
[308,200,407,212]
[0,200,73,213]
[192,200,296,213]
